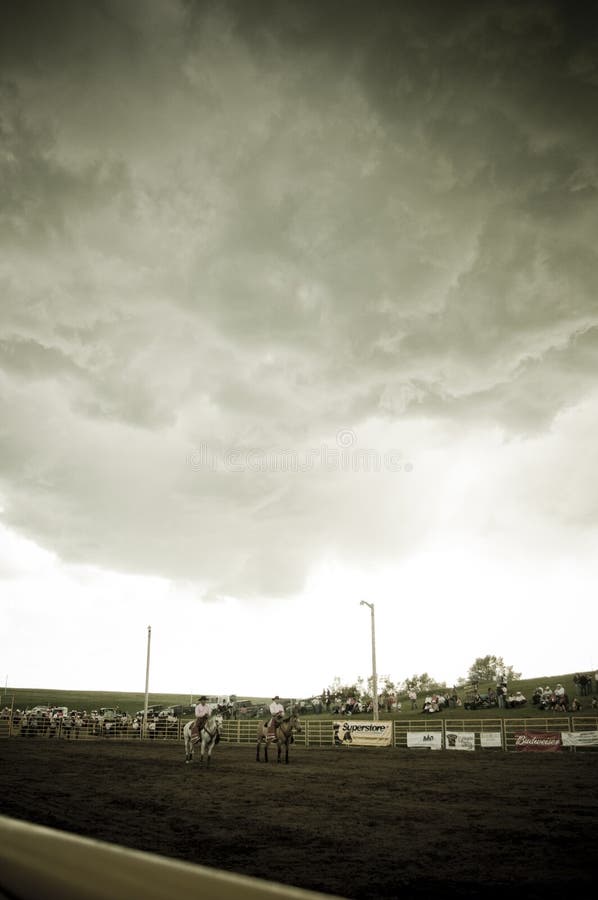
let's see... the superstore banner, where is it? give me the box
[561,730,598,747]
[514,732,562,752]
[406,732,443,750]
[333,721,393,746]
[445,731,475,751]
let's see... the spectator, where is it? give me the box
[506,691,526,709]
[408,689,417,710]
[579,674,590,696]
[532,687,543,706]
[422,696,439,714]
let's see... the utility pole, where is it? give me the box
[360,601,378,721]
[143,625,151,737]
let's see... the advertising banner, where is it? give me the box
[406,731,442,750]
[333,721,393,747]
[445,731,475,751]
[561,730,598,747]
[480,732,503,749]
[514,731,561,752]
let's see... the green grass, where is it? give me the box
[383,670,597,720]
[2,672,595,718]
[1,687,266,715]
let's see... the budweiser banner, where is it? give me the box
[561,730,598,747]
[514,731,562,752]
[333,721,393,747]
[445,731,475,751]
[406,731,443,750]
[480,732,503,748]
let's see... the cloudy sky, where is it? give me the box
[2,0,597,700]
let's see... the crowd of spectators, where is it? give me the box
[573,673,593,696]
[530,683,596,713]
[2,673,597,735]
[421,692,462,713]
[0,706,185,738]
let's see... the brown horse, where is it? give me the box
[256,714,302,764]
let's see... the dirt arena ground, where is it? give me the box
[2,738,597,899]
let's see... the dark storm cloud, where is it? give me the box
[1,0,597,597]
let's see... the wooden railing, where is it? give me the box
[2,715,597,750]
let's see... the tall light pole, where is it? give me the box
[360,601,378,721]
[143,625,151,737]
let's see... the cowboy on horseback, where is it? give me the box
[268,696,284,740]
[193,696,210,740]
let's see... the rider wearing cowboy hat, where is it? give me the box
[194,696,210,737]
[268,695,284,738]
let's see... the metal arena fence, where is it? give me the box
[1,716,597,751]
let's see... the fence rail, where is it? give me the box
[2,716,597,751]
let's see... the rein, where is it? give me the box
[203,718,220,740]
[273,717,298,740]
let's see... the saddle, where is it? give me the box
[191,717,207,743]
[265,716,282,741]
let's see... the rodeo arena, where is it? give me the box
[2,678,598,900]
[3,686,598,751]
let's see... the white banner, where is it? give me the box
[480,732,503,748]
[561,730,598,747]
[333,721,393,746]
[445,731,475,751]
[406,731,443,750]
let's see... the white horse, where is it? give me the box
[183,713,223,766]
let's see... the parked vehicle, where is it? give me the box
[26,706,51,716]
[463,693,497,711]
[134,705,165,718]
[158,705,195,719]
[98,708,119,721]
[236,700,258,718]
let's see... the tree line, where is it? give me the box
[325,654,522,702]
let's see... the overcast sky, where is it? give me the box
[1,0,597,700]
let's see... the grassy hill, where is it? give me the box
[0,687,269,716]
[2,671,596,718]
[391,670,596,718]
